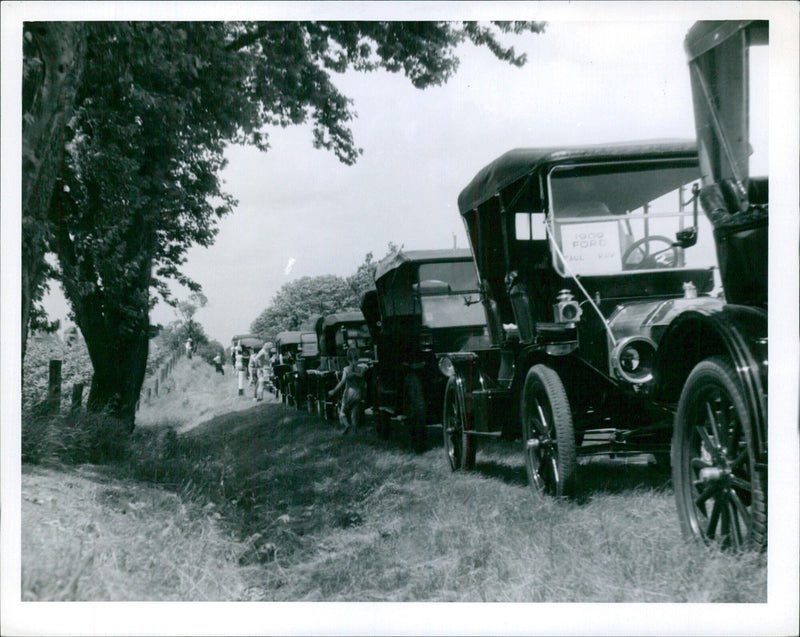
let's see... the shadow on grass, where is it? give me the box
[474,460,528,488]
[471,443,671,499]
[572,457,672,504]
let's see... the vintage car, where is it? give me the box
[273,331,303,405]
[290,320,321,411]
[361,249,488,450]
[230,333,264,372]
[306,311,373,420]
[439,139,723,494]
[666,20,768,550]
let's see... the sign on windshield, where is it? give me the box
[547,161,717,277]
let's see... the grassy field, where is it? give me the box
[20,356,767,604]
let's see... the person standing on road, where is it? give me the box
[251,343,270,401]
[235,345,246,396]
[248,349,257,387]
[328,348,366,434]
[185,337,193,359]
[213,352,225,375]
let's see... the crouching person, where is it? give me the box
[328,348,366,434]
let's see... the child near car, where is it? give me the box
[328,348,366,434]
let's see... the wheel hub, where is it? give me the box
[698,465,730,484]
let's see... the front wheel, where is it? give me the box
[672,357,767,551]
[521,364,576,497]
[443,376,476,471]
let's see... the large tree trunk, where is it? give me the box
[53,195,155,432]
[83,311,150,432]
[21,22,86,360]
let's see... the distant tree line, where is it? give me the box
[250,244,400,342]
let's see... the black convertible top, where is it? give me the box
[374,249,473,282]
[321,311,366,329]
[457,139,696,214]
[275,331,303,345]
[684,20,767,61]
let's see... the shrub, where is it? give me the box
[196,340,224,367]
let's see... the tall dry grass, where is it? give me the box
[21,465,260,601]
[21,356,268,601]
[131,406,766,602]
[21,354,767,602]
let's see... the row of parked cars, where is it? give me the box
[258,21,769,552]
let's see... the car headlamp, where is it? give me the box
[611,336,656,384]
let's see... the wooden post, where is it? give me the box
[70,382,84,413]
[46,359,62,415]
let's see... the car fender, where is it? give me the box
[653,303,767,461]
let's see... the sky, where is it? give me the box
[3,3,799,635]
[36,14,722,344]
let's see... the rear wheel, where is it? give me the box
[443,376,476,471]
[672,357,767,550]
[404,374,428,453]
[521,364,576,497]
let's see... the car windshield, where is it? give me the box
[417,261,479,294]
[336,325,372,351]
[548,161,718,277]
[420,295,486,329]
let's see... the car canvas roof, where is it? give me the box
[457,139,697,214]
[374,248,474,282]
[231,334,263,348]
[275,331,303,345]
[322,311,366,329]
[684,20,766,61]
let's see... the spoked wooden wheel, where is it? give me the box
[672,357,767,550]
[521,364,576,497]
[443,376,476,471]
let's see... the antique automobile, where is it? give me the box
[273,331,303,405]
[230,333,264,379]
[361,249,488,450]
[439,139,723,495]
[290,321,321,411]
[306,311,373,420]
[664,20,768,550]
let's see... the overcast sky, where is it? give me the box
[39,17,723,343]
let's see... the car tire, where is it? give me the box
[521,364,576,497]
[443,375,476,471]
[672,356,767,550]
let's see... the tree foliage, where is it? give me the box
[251,243,402,341]
[250,275,356,342]
[23,20,546,427]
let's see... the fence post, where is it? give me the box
[47,359,62,415]
[70,382,84,413]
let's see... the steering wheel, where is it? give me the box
[622,235,680,270]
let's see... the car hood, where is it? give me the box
[607,296,725,344]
